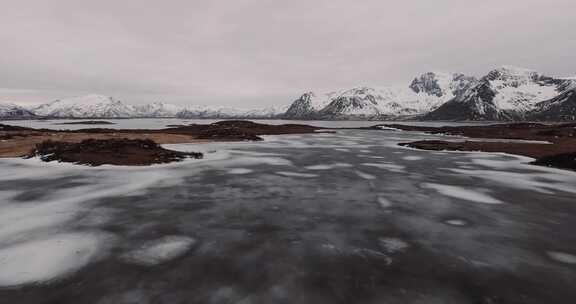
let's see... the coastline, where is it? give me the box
[0,120,321,166]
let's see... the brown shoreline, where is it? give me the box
[377,123,576,170]
[0,120,321,166]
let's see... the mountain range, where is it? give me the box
[1,66,575,121]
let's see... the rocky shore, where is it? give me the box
[0,120,321,166]
[26,139,203,166]
[381,123,576,171]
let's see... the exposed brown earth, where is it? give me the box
[382,123,576,170]
[0,120,321,166]
[25,138,203,166]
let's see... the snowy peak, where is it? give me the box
[135,102,182,117]
[410,72,451,97]
[484,66,538,83]
[424,66,575,120]
[33,95,136,118]
[409,72,477,98]
[285,72,478,119]
[284,91,332,119]
[480,66,566,111]
[0,103,36,119]
[530,86,576,121]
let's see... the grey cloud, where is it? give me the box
[0,0,574,106]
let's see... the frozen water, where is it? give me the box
[547,251,576,265]
[444,219,468,226]
[1,121,576,302]
[403,156,423,161]
[0,232,109,287]
[377,197,393,209]
[355,170,376,180]
[305,163,353,170]
[361,162,406,173]
[228,168,253,175]
[422,183,504,204]
[121,236,196,266]
[379,237,409,253]
[276,172,318,178]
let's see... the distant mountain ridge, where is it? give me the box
[285,72,479,120]
[2,66,575,121]
[424,66,573,121]
[0,103,36,119]
[0,95,288,119]
[287,66,576,121]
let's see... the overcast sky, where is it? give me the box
[1,0,575,107]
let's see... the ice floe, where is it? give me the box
[304,163,353,170]
[402,156,423,161]
[361,163,406,173]
[547,251,576,265]
[444,219,468,226]
[121,236,196,266]
[379,237,409,253]
[377,197,392,209]
[0,232,110,287]
[422,183,504,204]
[355,171,376,180]
[276,172,318,178]
[228,168,253,175]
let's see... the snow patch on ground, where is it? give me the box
[121,236,196,266]
[422,183,504,204]
[0,232,110,287]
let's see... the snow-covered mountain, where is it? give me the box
[135,102,183,118]
[424,66,574,121]
[0,103,36,119]
[176,105,287,119]
[529,86,576,121]
[7,67,576,121]
[28,95,287,119]
[285,72,477,119]
[33,95,136,118]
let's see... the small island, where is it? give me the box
[0,120,320,166]
[376,123,576,171]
